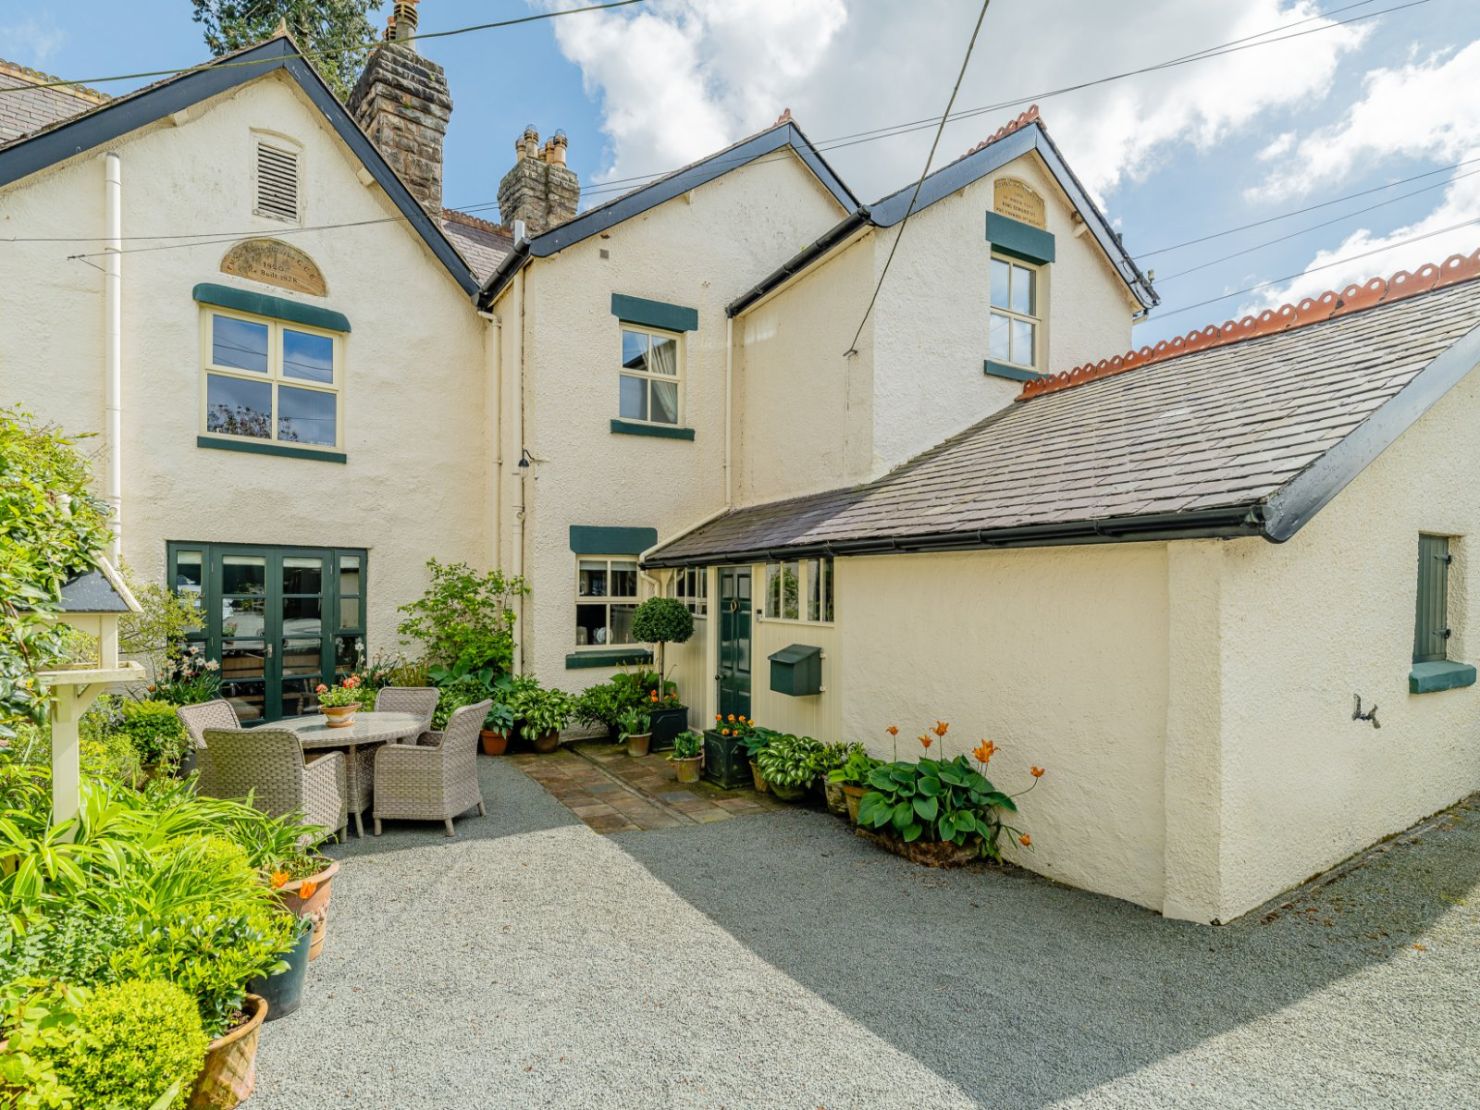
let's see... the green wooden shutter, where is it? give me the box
[1413,535,1451,663]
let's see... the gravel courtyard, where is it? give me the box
[255,759,1479,1109]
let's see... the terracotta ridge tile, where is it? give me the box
[0,57,111,103]
[960,104,1040,160]
[442,208,511,236]
[1019,247,1480,401]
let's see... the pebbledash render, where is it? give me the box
[2,8,1478,924]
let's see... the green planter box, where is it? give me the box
[703,728,751,790]
[648,704,689,752]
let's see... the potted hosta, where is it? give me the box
[510,683,574,753]
[704,713,759,790]
[755,733,822,801]
[631,598,694,749]
[618,704,652,757]
[668,729,704,784]
[816,741,861,816]
[315,674,364,728]
[742,725,774,793]
[481,701,516,756]
[827,746,880,823]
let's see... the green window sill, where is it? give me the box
[1409,660,1476,694]
[566,648,654,669]
[983,360,1043,382]
[610,419,695,441]
[197,435,347,463]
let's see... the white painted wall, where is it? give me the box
[0,73,490,661]
[493,149,849,693]
[837,546,1171,911]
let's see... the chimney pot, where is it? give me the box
[499,125,580,236]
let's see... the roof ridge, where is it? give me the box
[0,57,111,103]
[1020,247,1480,401]
[442,208,511,236]
[959,103,1040,160]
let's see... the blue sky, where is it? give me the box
[6,1,1479,350]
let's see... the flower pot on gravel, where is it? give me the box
[247,916,312,1022]
[189,993,267,1110]
[749,758,769,794]
[274,859,339,961]
[766,779,809,802]
[480,729,510,756]
[529,729,561,754]
[626,731,652,758]
[671,755,702,784]
[841,783,867,824]
[822,778,848,817]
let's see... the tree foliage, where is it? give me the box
[191,0,382,99]
[397,559,528,678]
[0,409,110,737]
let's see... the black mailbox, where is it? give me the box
[769,643,823,697]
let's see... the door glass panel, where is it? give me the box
[174,551,204,616]
[220,640,266,723]
[282,597,322,676]
[339,596,361,630]
[222,595,265,639]
[222,555,266,596]
[335,635,363,672]
[282,556,322,595]
[211,315,268,373]
[282,329,334,383]
[281,677,319,719]
[206,374,272,439]
[340,555,361,596]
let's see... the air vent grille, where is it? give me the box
[255,143,299,222]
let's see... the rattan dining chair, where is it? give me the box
[372,700,490,837]
[202,727,348,842]
[374,686,439,744]
[175,698,240,796]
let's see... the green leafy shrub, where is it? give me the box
[630,598,693,691]
[144,646,222,707]
[857,754,1031,858]
[827,745,880,787]
[616,705,650,741]
[118,571,202,687]
[754,734,823,789]
[6,717,142,786]
[54,979,206,1110]
[509,683,573,738]
[668,730,703,760]
[574,678,648,731]
[397,559,528,677]
[816,741,859,776]
[0,979,85,1109]
[117,699,190,769]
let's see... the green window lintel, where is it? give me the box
[569,525,658,556]
[610,419,695,441]
[197,435,346,464]
[566,648,654,670]
[1409,660,1476,695]
[611,293,698,333]
[194,282,351,333]
[983,360,1043,382]
[985,213,1055,265]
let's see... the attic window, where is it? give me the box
[255,142,300,223]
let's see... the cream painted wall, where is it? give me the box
[1210,361,1480,922]
[837,546,1171,911]
[492,150,849,694]
[0,73,490,669]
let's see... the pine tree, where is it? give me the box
[191,0,381,100]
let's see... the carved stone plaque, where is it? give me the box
[993,177,1046,229]
[220,238,327,297]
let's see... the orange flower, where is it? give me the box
[972,740,996,765]
[933,720,949,738]
[268,870,290,889]
[1031,766,1045,778]
[315,683,328,695]
[649,690,659,703]
[297,880,319,900]
[722,728,732,737]
[918,734,933,750]
[885,725,899,737]
[1019,834,1032,848]
[715,714,723,723]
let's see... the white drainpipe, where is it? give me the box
[104,152,123,564]
[510,268,527,674]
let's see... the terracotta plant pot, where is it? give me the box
[321,704,357,729]
[671,755,702,784]
[767,780,808,802]
[480,729,510,756]
[626,731,652,758]
[274,859,339,961]
[530,729,561,754]
[842,783,867,824]
[856,827,982,868]
[822,778,848,817]
[749,758,769,794]
[189,993,267,1110]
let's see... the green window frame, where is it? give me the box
[1413,534,1453,663]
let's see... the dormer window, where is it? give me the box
[989,256,1039,371]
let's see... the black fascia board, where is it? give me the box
[1263,318,1480,542]
[0,37,479,296]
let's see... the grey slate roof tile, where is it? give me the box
[649,277,1480,565]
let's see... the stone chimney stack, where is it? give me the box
[348,0,451,215]
[497,125,580,237]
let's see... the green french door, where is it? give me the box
[168,542,366,723]
[717,567,752,721]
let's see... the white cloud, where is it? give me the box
[1241,40,1480,309]
[1,16,65,68]
[548,0,1369,204]
[1257,131,1296,161]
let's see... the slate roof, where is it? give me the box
[57,558,138,614]
[440,209,514,281]
[646,268,1480,567]
[0,59,109,146]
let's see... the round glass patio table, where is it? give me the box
[282,712,425,838]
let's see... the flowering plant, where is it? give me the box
[315,675,363,708]
[714,712,771,757]
[146,644,221,706]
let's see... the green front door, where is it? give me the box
[717,566,752,720]
[168,543,366,722]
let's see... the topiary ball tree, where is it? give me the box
[631,597,694,696]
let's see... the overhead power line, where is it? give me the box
[0,0,647,94]
[843,0,993,357]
